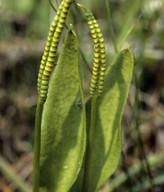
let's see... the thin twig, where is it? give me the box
[119,12,143,49]
[105,0,118,54]
[133,70,154,192]
[48,0,57,12]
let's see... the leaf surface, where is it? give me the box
[86,48,134,191]
[39,28,86,192]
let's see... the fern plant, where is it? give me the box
[33,0,134,192]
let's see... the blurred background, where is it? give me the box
[0,0,164,191]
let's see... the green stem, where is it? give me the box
[89,96,98,149]
[33,98,43,192]
[0,156,31,192]
[83,96,98,191]
[105,0,118,54]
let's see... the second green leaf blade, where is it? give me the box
[85,47,134,191]
[39,27,86,192]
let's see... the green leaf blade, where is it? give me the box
[86,48,134,191]
[39,28,86,192]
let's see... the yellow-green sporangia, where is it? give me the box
[38,0,75,103]
[39,27,86,192]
